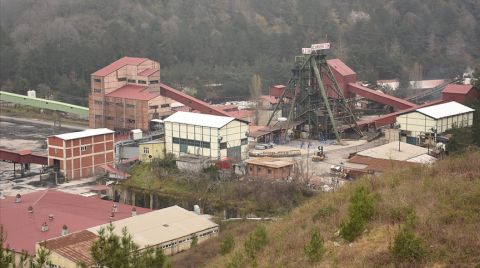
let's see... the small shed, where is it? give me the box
[244,157,295,180]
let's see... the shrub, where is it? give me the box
[391,227,426,262]
[227,252,246,268]
[190,236,198,248]
[340,186,376,241]
[220,234,235,255]
[312,205,338,222]
[244,226,268,259]
[339,214,366,242]
[304,228,325,262]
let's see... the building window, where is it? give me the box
[80,145,87,152]
[126,104,135,108]
[220,142,227,149]
[94,100,102,105]
[138,80,146,84]
[106,116,113,120]
[116,102,123,107]
[150,80,159,84]
[128,119,136,124]
[127,79,136,83]
[257,167,261,172]
[105,101,112,106]
[160,104,170,108]
[95,115,102,119]
[94,88,102,93]
[144,147,150,154]
[268,169,272,174]
[118,77,126,82]
[94,78,101,83]
[241,138,248,145]
[249,166,253,172]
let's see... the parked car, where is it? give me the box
[255,143,274,150]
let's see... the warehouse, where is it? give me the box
[47,128,115,179]
[39,206,219,267]
[396,101,474,145]
[164,111,249,160]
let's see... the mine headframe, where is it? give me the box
[268,43,363,141]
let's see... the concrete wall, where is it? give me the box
[139,142,165,162]
[246,163,293,180]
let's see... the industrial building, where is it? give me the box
[244,157,295,180]
[47,128,115,180]
[138,139,165,162]
[396,101,474,144]
[442,84,479,104]
[89,57,174,131]
[39,206,219,267]
[0,190,150,258]
[164,111,249,160]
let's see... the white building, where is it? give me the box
[396,101,474,144]
[164,111,249,160]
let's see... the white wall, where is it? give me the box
[165,119,249,160]
[397,111,474,138]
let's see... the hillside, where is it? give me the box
[1,0,479,104]
[173,149,480,267]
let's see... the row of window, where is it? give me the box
[172,137,211,148]
[95,101,137,109]
[159,229,218,250]
[95,115,135,124]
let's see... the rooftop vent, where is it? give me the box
[131,207,137,217]
[15,194,21,203]
[61,225,69,236]
[27,206,33,213]
[48,214,54,221]
[41,222,48,232]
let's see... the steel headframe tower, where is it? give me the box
[268,43,362,141]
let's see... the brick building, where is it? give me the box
[89,57,174,131]
[244,157,295,180]
[47,128,114,180]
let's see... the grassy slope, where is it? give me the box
[203,150,480,267]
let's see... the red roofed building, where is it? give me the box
[442,84,479,104]
[0,190,150,256]
[89,57,174,131]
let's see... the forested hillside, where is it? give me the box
[0,0,479,105]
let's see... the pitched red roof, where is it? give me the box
[106,85,158,101]
[442,84,474,94]
[41,230,97,266]
[92,57,148,77]
[138,68,158,76]
[0,190,150,255]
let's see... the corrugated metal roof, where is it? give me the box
[88,206,218,248]
[0,190,150,255]
[416,101,474,119]
[92,57,148,77]
[105,85,158,101]
[53,128,114,140]
[244,157,295,168]
[327,59,356,76]
[442,84,474,94]
[164,111,236,128]
[138,68,158,76]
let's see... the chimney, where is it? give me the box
[131,207,137,217]
[15,194,22,203]
[27,206,34,213]
[61,225,69,236]
[41,222,49,232]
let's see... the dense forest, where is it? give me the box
[0,0,479,105]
